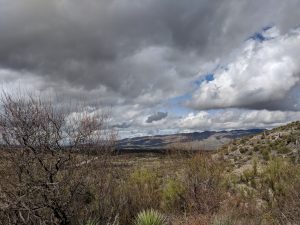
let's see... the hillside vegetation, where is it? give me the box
[220,121,300,171]
[1,98,299,225]
[215,121,300,224]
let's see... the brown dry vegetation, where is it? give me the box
[0,93,299,225]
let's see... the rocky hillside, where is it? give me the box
[219,121,300,172]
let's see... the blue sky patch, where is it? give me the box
[194,73,215,86]
[166,93,193,116]
[250,32,266,42]
[247,25,276,42]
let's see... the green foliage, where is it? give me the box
[115,168,162,224]
[240,171,255,189]
[130,168,160,187]
[253,146,260,152]
[261,148,270,161]
[262,158,293,196]
[2,119,300,225]
[84,218,99,225]
[212,217,233,225]
[134,209,166,225]
[239,147,248,154]
[240,159,258,188]
[129,168,161,203]
[261,213,280,225]
[258,158,300,223]
[162,178,185,211]
[276,146,291,154]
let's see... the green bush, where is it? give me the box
[262,158,292,195]
[253,146,260,152]
[259,158,300,223]
[277,146,291,154]
[212,216,233,225]
[130,168,160,186]
[162,178,185,211]
[239,147,248,154]
[240,169,255,185]
[261,148,270,161]
[116,168,162,224]
[134,209,166,225]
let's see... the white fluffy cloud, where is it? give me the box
[114,108,300,138]
[188,27,300,110]
[178,109,300,131]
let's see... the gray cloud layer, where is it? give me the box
[1,0,300,101]
[1,0,300,137]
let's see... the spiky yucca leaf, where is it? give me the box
[134,209,166,225]
[84,219,99,225]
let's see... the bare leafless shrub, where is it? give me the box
[0,93,116,225]
[182,154,225,214]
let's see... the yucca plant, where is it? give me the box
[84,218,99,225]
[134,209,167,225]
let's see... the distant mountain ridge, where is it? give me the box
[117,129,264,151]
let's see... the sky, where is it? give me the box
[1,0,300,138]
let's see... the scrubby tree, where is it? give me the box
[0,93,116,225]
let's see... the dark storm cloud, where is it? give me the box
[112,122,131,129]
[1,0,300,140]
[146,112,168,123]
[1,0,300,104]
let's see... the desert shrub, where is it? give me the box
[182,154,224,214]
[253,146,260,152]
[86,171,122,225]
[162,178,185,211]
[219,157,300,225]
[240,139,246,144]
[166,142,200,157]
[215,193,265,225]
[276,146,291,154]
[170,214,211,225]
[239,147,248,154]
[240,159,258,187]
[240,169,254,184]
[231,146,237,152]
[134,209,166,225]
[261,148,270,161]
[285,135,294,144]
[259,158,300,224]
[129,168,161,207]
[212,216,233,225]
[262,158,291,197]
[114,168,162,225]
